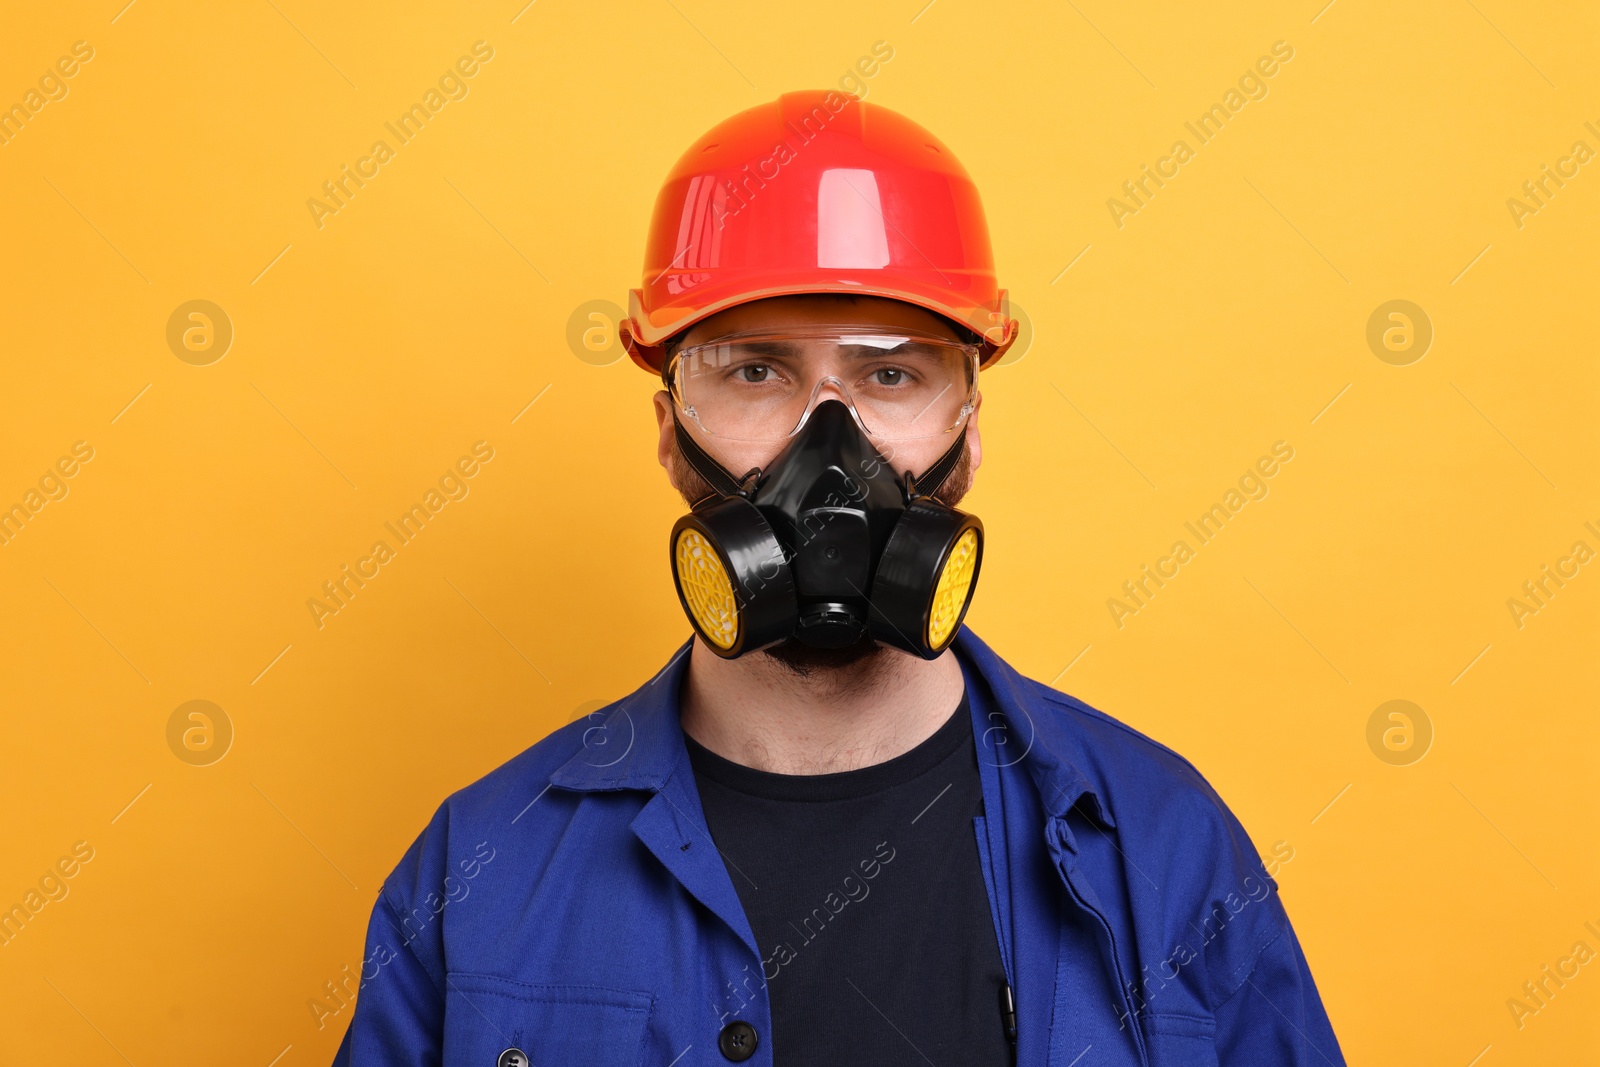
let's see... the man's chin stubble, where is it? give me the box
[757,633,886,676]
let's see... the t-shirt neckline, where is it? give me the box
[682,689,971,803]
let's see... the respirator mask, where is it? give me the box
[665,324,984,660]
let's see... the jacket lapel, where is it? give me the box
[550,639,761,958]
[956,630,1148,1067]
[550,629,1150,1062]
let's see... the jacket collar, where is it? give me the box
[548,639,695,793]
[548,628,1114,830]
[954,627,1116,832]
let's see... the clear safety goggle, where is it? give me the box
[668,325,980,445]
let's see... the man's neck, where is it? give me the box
[678,638,966,775]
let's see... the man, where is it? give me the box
[334,90,1345,1065]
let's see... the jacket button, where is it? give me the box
[496,1050,528,1067]
[718,1020,759,1061]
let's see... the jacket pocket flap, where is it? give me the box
[443,974,654,1066]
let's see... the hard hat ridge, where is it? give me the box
[621,90,1017,373]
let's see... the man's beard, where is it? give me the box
[758,631,882,674]
[668,429,974,676]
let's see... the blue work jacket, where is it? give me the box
[334,628,1345,1066]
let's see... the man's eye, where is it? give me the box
[873,367,906,386]
[735,364,771,383]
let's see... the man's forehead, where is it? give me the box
[678,295,960,347]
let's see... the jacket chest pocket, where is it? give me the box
[442,974,655,1067]
[1140,1013,1218,1067]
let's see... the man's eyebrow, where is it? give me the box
[734,339,802,357]
[712,337,937,359]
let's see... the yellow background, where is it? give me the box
[2,0,1596,1062]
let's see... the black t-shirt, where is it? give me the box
[684,691,1013,1064]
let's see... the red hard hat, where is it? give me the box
[621,90,1018,375]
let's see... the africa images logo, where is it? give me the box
[1105,40,1296,229]
[306,441,495,629]
[1106,441,1296,628]
[305,41,495,230]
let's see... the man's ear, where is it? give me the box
[653,390,675,473]
[967,390,983,472]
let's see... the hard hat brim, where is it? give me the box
[622,283,1017,376]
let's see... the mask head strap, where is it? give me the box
[671,410,761,506]
[905,427,968,500]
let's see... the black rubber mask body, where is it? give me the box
[669,398,983,659]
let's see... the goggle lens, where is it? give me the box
[671,327,978,443]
